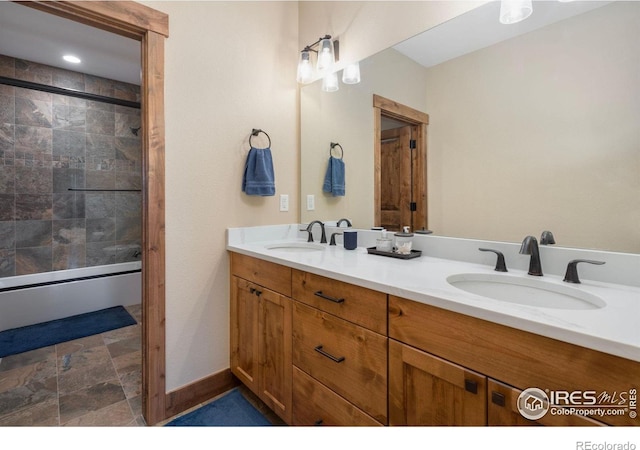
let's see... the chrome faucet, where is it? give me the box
[337,218,352,227]
[519,236,543,276]
[303,220,327,243]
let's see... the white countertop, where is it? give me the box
[227,225,640,363]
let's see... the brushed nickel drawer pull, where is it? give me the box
[314,291,345,304]
[314,345,345,363]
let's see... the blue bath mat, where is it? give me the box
[165,388,272,427]
[0,306,137,358]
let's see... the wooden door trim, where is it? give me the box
[17,1,168,425]
[373,94,429,230]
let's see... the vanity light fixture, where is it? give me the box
[316,37,336,74]
[499,0,533,24]
[296,49,314,84]
[296,34,339,84]
[62,54,81,64]
[342,62,361,85]
[322,72,339,92]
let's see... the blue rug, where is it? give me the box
[165,388,272,427]
[0,306,137,358]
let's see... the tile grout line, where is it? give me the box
[102,330,137,424]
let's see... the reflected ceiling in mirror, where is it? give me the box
[300,1,639,254]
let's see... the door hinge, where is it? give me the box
[409,139,416,149]
[409,202,417,211]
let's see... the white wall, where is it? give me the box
[142,0,488,394]
[143,1,299,392]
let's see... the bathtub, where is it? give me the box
[0,262,141,332]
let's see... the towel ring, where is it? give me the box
[330,142,343,160]
[250,128,271,149]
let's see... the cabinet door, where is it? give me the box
[230,276,259,392]
[258,286,292,424]
[488,379,605,426]
[389,339,487,426]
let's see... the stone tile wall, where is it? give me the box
[0,55,141,276]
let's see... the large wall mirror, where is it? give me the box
[300,1,639,254]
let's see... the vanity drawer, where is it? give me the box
[292,366,382,426]
[230,252,292,297]
[292,301,388,424]
[292,269,387,334]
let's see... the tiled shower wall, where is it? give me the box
[0,55,142,277]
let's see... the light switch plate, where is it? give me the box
[306,194,315,211]
[279,194,289,212]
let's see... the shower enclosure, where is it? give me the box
[0,55,142,331]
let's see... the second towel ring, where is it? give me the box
[250,128,271,149]
[330,142,343,160]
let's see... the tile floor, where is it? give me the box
[0,304,144,426]
[0,304,283,427]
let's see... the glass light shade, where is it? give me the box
[316,38,335,73]
[499,0,533,24]
[321,72,339,92]
[296,50,314,84]
[342,62,361,84]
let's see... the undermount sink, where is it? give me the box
[264,242,325,252]
[446,273,606,310]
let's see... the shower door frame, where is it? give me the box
[16,1,168,425]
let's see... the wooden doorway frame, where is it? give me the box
[373,94,429,231]
[17,1,168,425]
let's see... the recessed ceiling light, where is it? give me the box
[63,55,81,64]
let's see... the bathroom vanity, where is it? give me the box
[228,225,640,427]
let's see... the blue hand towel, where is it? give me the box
[242,147,275,196]
[322,156,345,196]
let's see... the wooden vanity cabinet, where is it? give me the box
[389,339,606,426]
[487,379,605,426]
[230,253,293,424]
[292,367,382,426]
[291,269,389,426]
[230,252,636,427]
[389,295,638,426]
[389,339,487,426]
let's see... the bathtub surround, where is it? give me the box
[0,262,141,333]
[0,54,142,277]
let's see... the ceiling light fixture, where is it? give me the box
[499,0,533,25]
[62,54,81,64]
